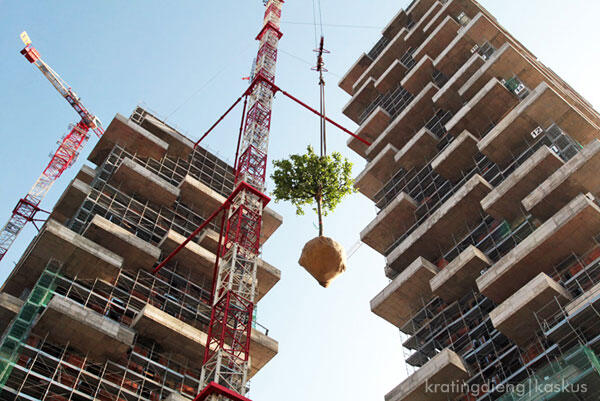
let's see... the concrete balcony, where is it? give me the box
[375,60,409,94]
[413,16,460,64]
[348,106,391,158]
[110,158,180,206]
[75,164,96,185]
[545,282,600,344]
[339,53,372,95]
[395,127,440,171]
[159,230,215,274]
[489,273,571,347]
[523,140,600,220]
[477,193,600,304]
[178,174,282,244]
[0,292,24,328]
[132,304,277,378]
[342,78,380,125]
[198,229,220,253]
[403,1,445,46]
[481,146,564,222]
[401,56,436,95]
[136,112,195,159]
[385,348,469,401]
[83,215,161,272]
[387,174,492,273]
[434,13,505,77]
[382,9,410,40]
[179,175,224,216]
[407,0,441,25]
[431,130,479,182]
[459,43,542,102]
[355,144,399,199]
[433,53,486,113]
[352,29,410,95]
[422,0,482,39]
[34,295,135,360]
[371,257,438,328]
[367,83,438,159]
[1,219,123,299]
[361,192,417,254]
[89,113,168,166]
[430,245,492,303]
[50,178,91,224]
[445,78,519,138]
[159,230,280,302]
[478,82,599,167]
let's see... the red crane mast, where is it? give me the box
[0,32,103,263]
[194,1,284,400]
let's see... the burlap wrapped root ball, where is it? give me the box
[298,236,347,288]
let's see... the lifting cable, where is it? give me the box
[312,0,328,157]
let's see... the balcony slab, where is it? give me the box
[110,158,179,206]
[371,257,438,329]
[489,273,571,347]
[401,56,435,95]
[445,78,518,138]
[361,192,417,254]
[338,53,372,95]
[50,179,91,224]
[353,29,410,95]
[395,127,440,171]
[413,16,460,63]
[523,140,600,220]
[431,130,479,182]
[34,295,135,360]
[479,82,599,167]
[387,174,492,273]
[434,13,504,77]
[477,193,600,303]
[84,215,161,272]
[348,106,391,159]
[367,83,438,159]
[89,113,168,166]
[430,245,492,302]
[132,304,277,378]
[433,52,486,113]
[385,348,469,401]
[355,144,399,199]
[1,219,123,298]
[481,146,563,222]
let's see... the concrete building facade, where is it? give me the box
[0,107,283,401]
[342,1,600,400]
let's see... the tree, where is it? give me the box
[271,146,355,237]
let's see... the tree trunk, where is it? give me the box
[316,191,324,237]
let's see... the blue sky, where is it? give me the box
[1,1,599,400]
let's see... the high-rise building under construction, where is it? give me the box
[341,0,600,400]
[0,107,282,401]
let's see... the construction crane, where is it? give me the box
[154,1,368,400]
[0,31,104,263]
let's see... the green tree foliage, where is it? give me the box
[271,146,355,236]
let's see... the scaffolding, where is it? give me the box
[0,257,270,401]
[1,331,204,401]
[492,246,600,401]
[129,108,235,197]
[380,122,582,261]
[0,261,61,388]
[358,83,415,126]
[68,145,225,248]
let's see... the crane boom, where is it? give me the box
[0,32,104,264]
